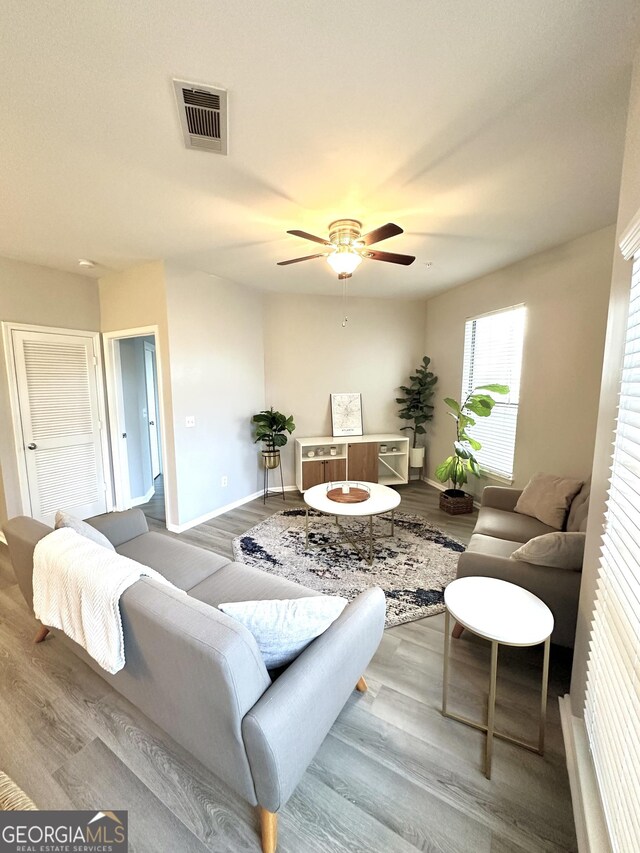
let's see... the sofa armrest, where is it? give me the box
[456,551,581,647]
[241,588,385,812]
[481,486,523,512]
[86,509,149,547]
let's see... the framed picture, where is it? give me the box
[330,392,363,437]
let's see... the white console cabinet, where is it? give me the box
[295,433,409,492]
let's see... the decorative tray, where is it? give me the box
[326,482,371,503]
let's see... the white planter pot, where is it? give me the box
[409,446,425,469]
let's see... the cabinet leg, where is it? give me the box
[258,807,278,853]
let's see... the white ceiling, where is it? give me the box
[0,0,638,298]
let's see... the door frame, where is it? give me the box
[143,339,161,479]
[102,326,173,526]
[1,321,113,517]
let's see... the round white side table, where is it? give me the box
[442,576,554,779]
[303,481,401,565]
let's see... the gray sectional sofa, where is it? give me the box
[3,509,385,853]
[455,482,590,647]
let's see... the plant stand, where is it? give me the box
[263,459,286,504]
[439,490,474,515]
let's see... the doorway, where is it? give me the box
[103,327,169,526]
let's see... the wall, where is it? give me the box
[263,294,429,484]
[423,225,615,497]
[119,337,153,501]
[164,264,265,526]
[99,261,178,525]
[0,256,100,526]
[570,46,640,714]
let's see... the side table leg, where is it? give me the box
[391,508,395,537]
[485,640,499,780]
[539,636,551,754]
[368,515,373,564]
[305,508,309,550]
[442,609,451,715]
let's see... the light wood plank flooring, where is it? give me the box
[138,474,166,524]
[0,482,577,852]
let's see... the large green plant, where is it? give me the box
[435,384,509,491]
[252,407,295,452]
[396,356,438,448]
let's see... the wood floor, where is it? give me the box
[138,473,166,524]
[0,482,577,853]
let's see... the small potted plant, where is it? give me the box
[252,407,295,469]
[396,356,438,470]
[434,384,509,514]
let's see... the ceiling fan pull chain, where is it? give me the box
[342,278,349,327]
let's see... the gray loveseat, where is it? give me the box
[455,482,590,647]
[3,509,385,853]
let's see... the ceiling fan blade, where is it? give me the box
[363,249,415,266]
[360,223,403,246]
[287,229,333,246]
[277,253,329,265]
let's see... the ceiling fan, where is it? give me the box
[277,219,416,279]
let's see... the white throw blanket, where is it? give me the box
[33,528,178,674]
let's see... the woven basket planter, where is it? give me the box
[439,490,474,515]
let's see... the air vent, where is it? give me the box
[173,79,228,155]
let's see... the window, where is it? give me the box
[461,305,525,480]
[584,255,640,851]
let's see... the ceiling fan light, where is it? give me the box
[327,247,362,276]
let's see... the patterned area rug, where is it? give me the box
[232,509,465,627]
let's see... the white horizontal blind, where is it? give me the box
[461,306,525,479]
[584,256,640,853]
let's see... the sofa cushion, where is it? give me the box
[466,533,523,559]
[473,506,558,543]
[55,511,115,551]
[566,480,591,532]
[514,473,583,529]
[218,596,348,668]
[512,532,585,570]
[188,561,319,606]
[116,532,230,590]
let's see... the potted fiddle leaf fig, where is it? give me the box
[252,407,295,469]
[396,356,438,469]
[434,383,509,514]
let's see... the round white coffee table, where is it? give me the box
[303,481,401,565]
[441,576,554,779]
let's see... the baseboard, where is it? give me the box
[130,486,155,507]
[167,485,299,534]
[558,695,612,853]
[421,476,481,509]
[422,476,445,492]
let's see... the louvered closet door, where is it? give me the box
[12,330,107,525]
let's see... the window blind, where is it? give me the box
[461,305,525,479]
[584,256,640,852]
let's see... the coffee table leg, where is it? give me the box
[305,509,309,550]
[486,640,499,780]
[368,515,373,564]
[391,508,395,537]
[442,609,451,715]
[539,636,551,754]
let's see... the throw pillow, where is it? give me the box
[54,511,115,551]
[514,473,583,529]
[218,596,348,668]
[512,531,586,570]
